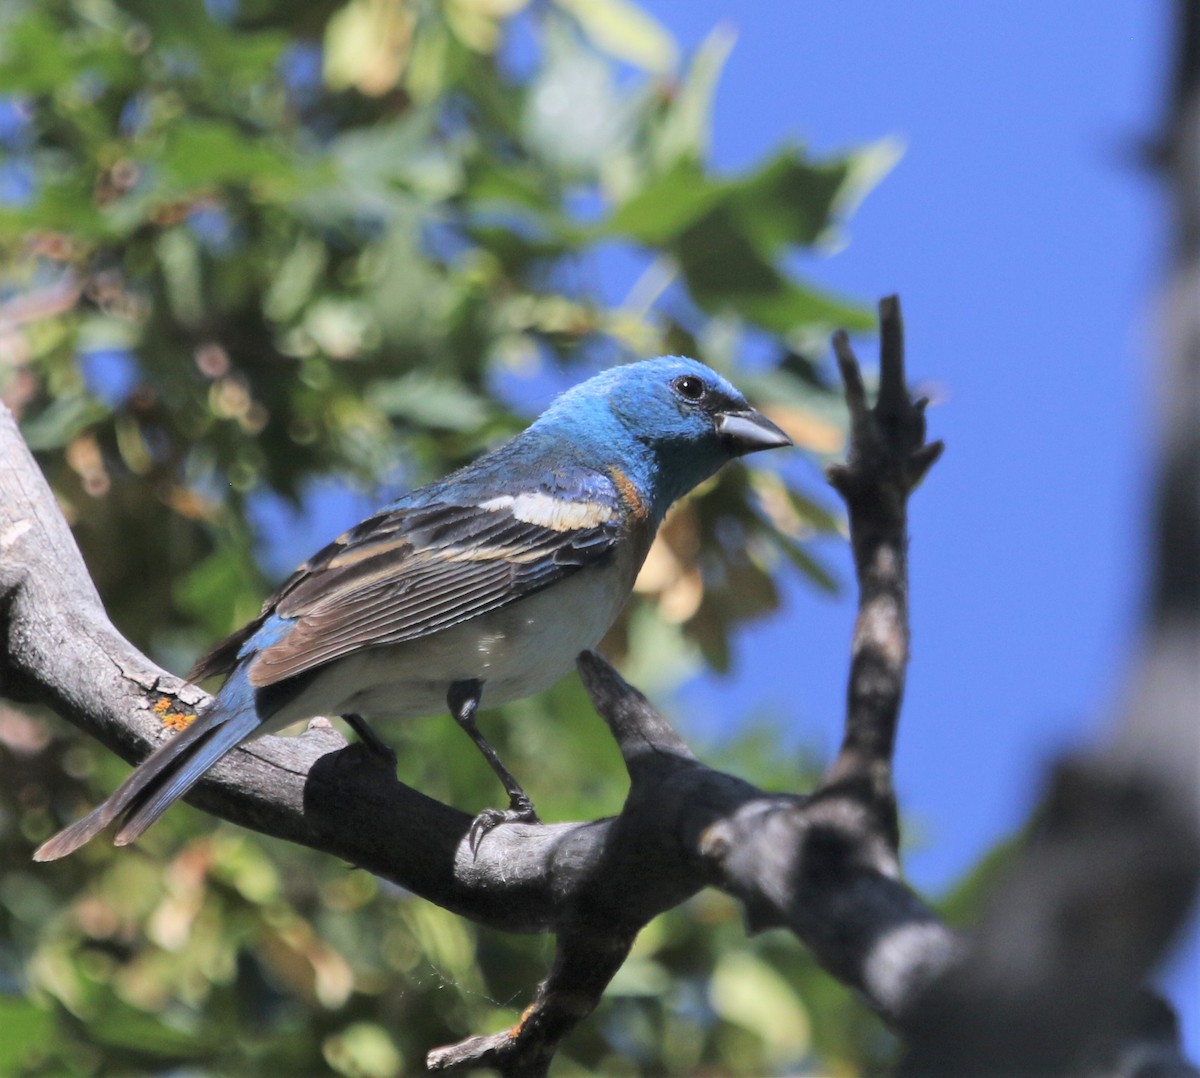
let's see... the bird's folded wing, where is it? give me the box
[195,491,621,689]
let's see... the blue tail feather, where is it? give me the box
[33,692,262,860]
[113,708,259,846]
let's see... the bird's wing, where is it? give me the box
[196,484,624,690]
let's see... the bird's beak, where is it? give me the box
[714,408,794,457]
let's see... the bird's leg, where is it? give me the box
[342,712,397,769]
[447,679,540,850]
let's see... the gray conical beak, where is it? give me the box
[715,409,794,457]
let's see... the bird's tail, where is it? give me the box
[33,702,260,861]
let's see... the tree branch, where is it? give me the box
[2,299,962,1075]
[826,296,943,842]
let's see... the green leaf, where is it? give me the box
[676,209,872,333]
[367,372,493,432]
[605,161,729,245]
[555,0,678,74]
[19,396,109,452]
[465,159,553,211]
[156,227,205,328]
[771,533,839,594]
[323,1022,404,1078]
[0,997,54,1072]
[784,488,843,537]
[521,18,633,177]
[0,179,105,239]
[729,149,852,252]
[160,121,306,196]
[839,134,905,219]
[652,22,736,169]
[606,143,878,333]
[86,997,219,1057]
[937,833,1024,927]
[0,11,75,93]
[264,235,329,324]
[173,531,266,638]
[121,0,288,77]
[709,948,812,1066]
[619,601,701,694]
[307,115,449,224]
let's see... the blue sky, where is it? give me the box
[642,0,1199,1054]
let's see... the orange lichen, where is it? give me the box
[509,1003,539,1040]
[152,696,195,731]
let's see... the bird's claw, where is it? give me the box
[467,798,540,855]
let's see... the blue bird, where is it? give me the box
[35,357,791,860]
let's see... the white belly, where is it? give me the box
[269,558,630,724]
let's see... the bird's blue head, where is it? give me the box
[536,356,793,518]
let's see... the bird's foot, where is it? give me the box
[467,794,540,855]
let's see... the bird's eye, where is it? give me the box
[672,375,706,402]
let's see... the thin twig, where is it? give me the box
[824,296,944,847]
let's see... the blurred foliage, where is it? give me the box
[0,0,908,1072]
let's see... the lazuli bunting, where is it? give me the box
[36,357,791,859]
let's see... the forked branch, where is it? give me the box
[2,298,962,1077]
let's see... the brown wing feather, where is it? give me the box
[190,484,623,688]
[188,509,398,682]
[248,557,517,685]
[242,501,618,688]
